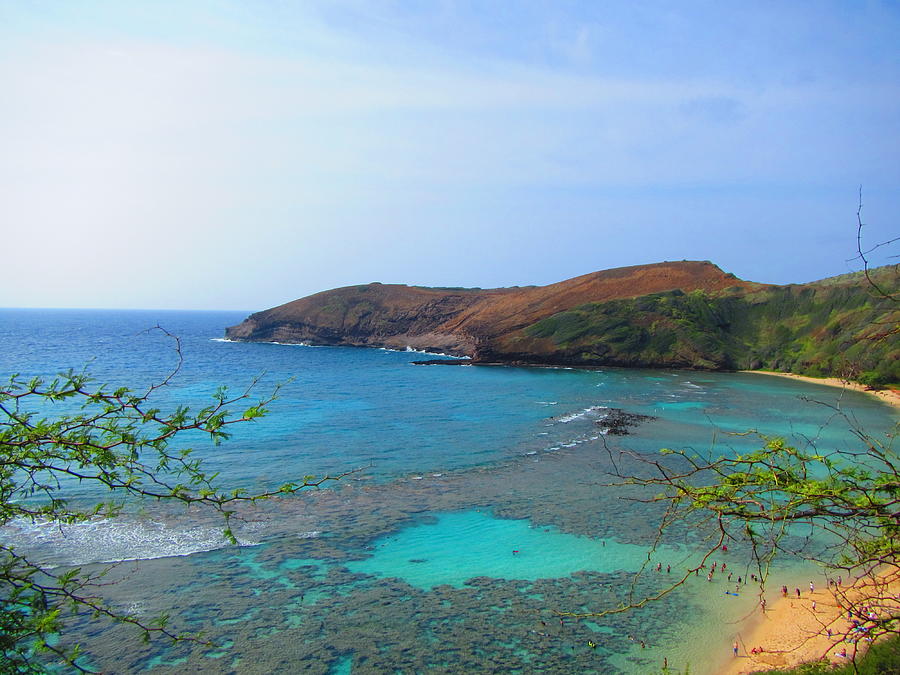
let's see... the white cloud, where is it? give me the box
[0,2,897,308]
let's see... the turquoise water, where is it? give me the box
[0,309,896,674]
[346,510,678,590]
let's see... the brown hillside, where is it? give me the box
[226,261,760,356]
[437,260,758,336]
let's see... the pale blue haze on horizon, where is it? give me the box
[1,1,898,311]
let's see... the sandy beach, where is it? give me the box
[717,571,900,675]
[715,371,899,673]
[741,370,900,410]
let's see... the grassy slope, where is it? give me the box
[500,268,898,384]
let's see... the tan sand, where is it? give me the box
[740,370,900,410]
[707,372,898,673]
[718,572,900,674]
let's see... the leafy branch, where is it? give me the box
[1,330,352,671]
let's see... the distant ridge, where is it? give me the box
[226,261,898,384]
[225,261,755,354]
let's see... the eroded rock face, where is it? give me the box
[225,282,496,354]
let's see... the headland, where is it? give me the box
[225,261,898,385]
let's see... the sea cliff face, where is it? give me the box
[225,261,899,383]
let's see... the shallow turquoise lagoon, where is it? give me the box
[346,510,675,590]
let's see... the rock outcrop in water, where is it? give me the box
[226,261,899,383]
[598,409,657,436]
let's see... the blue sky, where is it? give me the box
[2,1,898,310]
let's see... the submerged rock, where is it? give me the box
[597,409,657,435]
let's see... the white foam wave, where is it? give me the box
[405,346,471,358]
[210,338,319,347]
[532,430,608,456]
[553,405,609,423]
[0,516,263,567]
[378,346,471,359]
[262,340,317,347]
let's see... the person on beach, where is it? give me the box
[796,587,801,598]
[810,581,815,593]
[733,641,739,656]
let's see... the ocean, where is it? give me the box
[1,308,896,674]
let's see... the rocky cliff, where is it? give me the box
[226,261,899,383]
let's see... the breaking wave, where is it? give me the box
[553,406,609,424]
[211,338,319,347]
[0,516,266,567]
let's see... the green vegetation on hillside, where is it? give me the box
[516,268,898,383]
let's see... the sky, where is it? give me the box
[1,1,898,311]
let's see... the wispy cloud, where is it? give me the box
[0,2,898,308]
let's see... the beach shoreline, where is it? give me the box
[740,370,900,410]
[716,571,900,675]
[714,371,898,673]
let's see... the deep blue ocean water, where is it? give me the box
[1,309,896,674]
